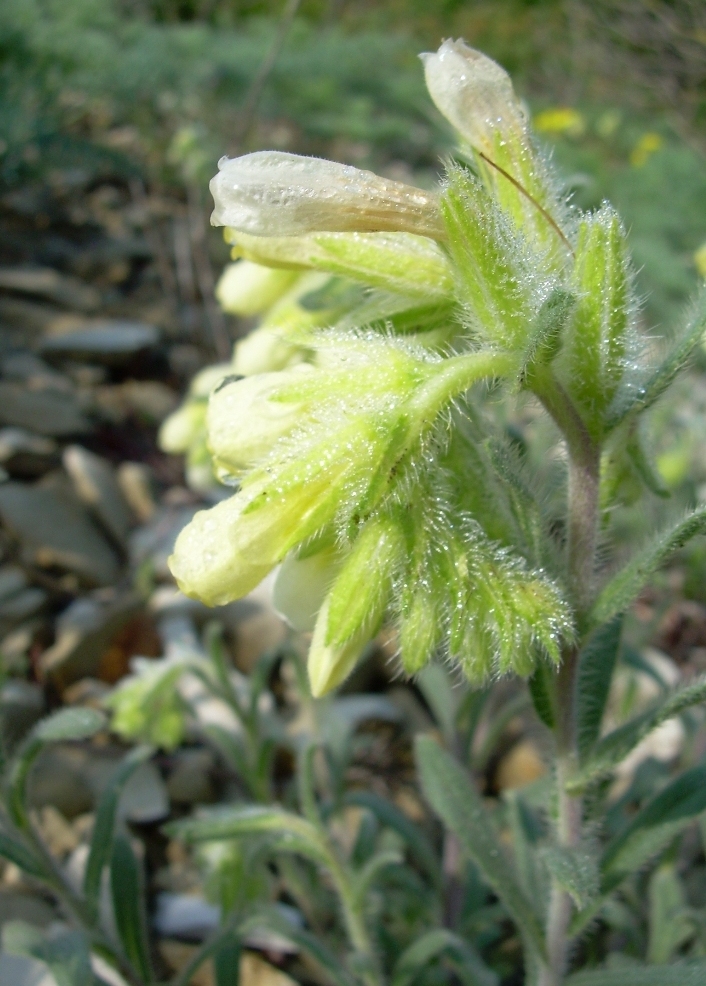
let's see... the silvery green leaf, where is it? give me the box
[590,506,706,630]
[541,845,599,911]
[601,764,706,885]
[392,928,498,986]
[415,736,546,960]
[576,617,623,760]
[567,965,706,985]
[569,675,706,791]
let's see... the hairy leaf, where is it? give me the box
[567,965,706,986]
[576,617,623,759]
[528,662,556,730]
[568,676,706,791]
[110,831,153,983]
[415,735,545,959]
[169,806,331,867]
[34,707,106,743]
[240,906,358,986]
[607,285,706,431]
[590,507,706,629]
[601,765,706,884]
[343,790,441,890]
[392,928,498,986]
[0,832,45,879]
[84,745,153,908]
[9,707,106,829]
[541,845,599,910]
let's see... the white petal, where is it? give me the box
[210,151,443,239]
[421,39,526,153]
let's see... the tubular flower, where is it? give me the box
[165,39,625,694]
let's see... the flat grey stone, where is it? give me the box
[40,321,159,365]
[129,505,198,580]
[0,475,120,587]
[0,587,47,631]
[27,745,94,817]
[1,351,71,389]
[0,565,28,602]
[0,428,59,478]
[0,383,92,436]
[0,266,100,311]
[63,445,132,547]
[39,592,141,690]
[0,680,44,749]
[119,760,169,823]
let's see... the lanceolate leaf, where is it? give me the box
[576,617,623,759]
[567,964,706,986]
[528,662,556,730]
[343,790,442,890]
[601,765,706,886]
[169,806,331,866]
[392,928,498,986]
[0,832,45,879]
[110,831,153,983]
[239,906,358,986]
[415,735,546,959]
[541,845,599,911]
[568,675,706,791]
[590,506,706,629]
[607,285,706,432]
[8,708,107,829]
[83,744,153,908]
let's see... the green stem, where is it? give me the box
[408,351,518,426]
[325,851,381,986]
[533,377,601,986]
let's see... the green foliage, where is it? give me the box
[590,507,706,630]
[415,735,546,960]
[575,617,623,760]
[2,922,94,986]
[601,765,706,887]
[569,675,706,791]
[110,831,154,983]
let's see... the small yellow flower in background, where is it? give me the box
[694,241,706,279]
[534,107,586,138]
[630,132,663,168]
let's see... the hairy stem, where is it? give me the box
[535,382,600,986]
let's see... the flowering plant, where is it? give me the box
[118,39,706,986]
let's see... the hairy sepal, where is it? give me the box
[228,228,454,300]
[564,206,632,439]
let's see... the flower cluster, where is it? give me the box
[170,40,641,695]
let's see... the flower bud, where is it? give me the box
[307,597,376,698]
[207,370,310,476]
[421,40,526,158]
[159,401,207,455]
[325,515,404,648]
[423,41,567,259]
[170,469,341,606]
[231,326,305,377]
[190,363,233,399]
[216,260,299,316]
[210,151,444,240]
